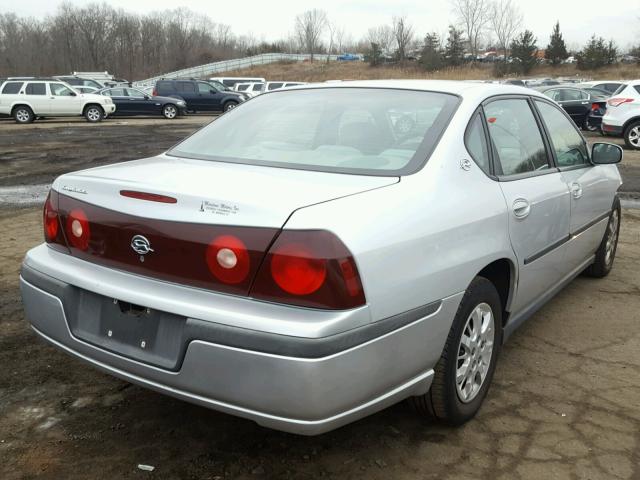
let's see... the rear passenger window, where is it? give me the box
[535,101,589,168]
[465,112,491,174]
[177,82,196,93]
[25,83,46,95]
[2,82,23,94]
[485,99,549,176]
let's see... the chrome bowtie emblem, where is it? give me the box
[131,235,154,260]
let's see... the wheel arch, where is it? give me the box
[622,116,640,134]
[82,102,104,114]
[11,103,35,114]
[475,258,517,326]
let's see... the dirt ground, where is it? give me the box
[0,206,639,480]
[1,116,640,479]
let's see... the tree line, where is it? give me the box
[0,1,635,81]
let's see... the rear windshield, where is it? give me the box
[169,88,460,176]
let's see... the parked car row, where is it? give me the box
[233,80,307,97]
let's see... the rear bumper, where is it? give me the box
[20,246,461,435]
[602,123,623,135]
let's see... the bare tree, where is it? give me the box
[490,0,522,61]
[451,0,491,59]
[366,25,394,55]
[326,20,337,61]
[294,8,327,61]
[392,16,414,63]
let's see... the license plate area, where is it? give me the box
[67,289,186,370]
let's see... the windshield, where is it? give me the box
[169,88,459,175]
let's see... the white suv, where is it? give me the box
[601,80,640,149]
[0,79,116,124]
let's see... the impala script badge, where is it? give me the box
[131,235,154,262]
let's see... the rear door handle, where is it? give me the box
[570,182,583,199]
[512,198,531,219]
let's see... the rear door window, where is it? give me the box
[25,83,46,95]
[485,98,550,176]
[268,83,284,90]
[177,82,196,93]
[2,82,24,94]
[465,112,491,175]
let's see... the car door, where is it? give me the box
[103,88,130,115]
[197,82,221,111]
[534,99,615,268]
[24,82,50,115]
[556,88,589,125]
[484,97,571,314]
[48,82,82,114]
[124,88,153,115]
[176,81,198,110]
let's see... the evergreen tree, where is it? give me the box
[421,32,443,71]
[577,36,617,70]
[444,25,465,67]
[510,30,537,74]
[546,21,568,66]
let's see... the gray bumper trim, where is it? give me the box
[21,262,441,359]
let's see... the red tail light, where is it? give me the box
[152,87,157,96]
[43,193,59,242]
[65,208,91,251]
[251,230,366,310]
[120,190,177,204]
[607,98,634,107]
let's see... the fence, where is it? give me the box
[133,53,341,86]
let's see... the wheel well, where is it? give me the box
[622,116,640,134]
[83,103,103,113]
[477,259,513,324]
[11,104,32,114]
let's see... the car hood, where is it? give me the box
[53,154,399,228]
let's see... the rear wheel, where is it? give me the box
[162,104,178,119]
[84,105,104,123]
[411,277,502,425]
[623,121,640,149]
[223,101,238,112]
[585,196,621,278]
[583,116,599,132]
[13,106,34,124]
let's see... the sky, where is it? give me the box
[4,0,640,50]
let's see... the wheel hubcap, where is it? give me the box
[17,110,29,122]
[456,303,495,403]
[629,127,640,147]
[165,106,176,118]
[605,210,619,266]
[88,109,100,121]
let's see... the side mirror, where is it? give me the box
[592,143,622,164]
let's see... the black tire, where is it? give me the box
[411,276,503,425]
[623,121,640,150]
[13,105,34,124]
[84,105,104,123]
[584,196,621,278]
[223,101,238,112]
[162,104,178,119]
[583,116,599,132]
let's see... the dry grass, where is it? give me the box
[222,60,640,83]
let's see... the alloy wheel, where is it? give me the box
[456,302,495,403]
[164,105,177,119]
[87,108,101,122]
[628,126,640,147]
[16,109,30,122]
[605,210,619,266]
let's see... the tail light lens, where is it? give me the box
[65,209,91,251]
[152,87,157,96]
[206,235,251,284]
[43,192,59,242]
[607,98,634,107]
[251,230,366,310]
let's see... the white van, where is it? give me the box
[209,77,266,88]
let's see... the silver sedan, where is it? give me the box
[20,80,622,435]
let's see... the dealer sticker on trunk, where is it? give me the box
[199,200,239,216]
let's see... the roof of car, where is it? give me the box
[279,79,546,100]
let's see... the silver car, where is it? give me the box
[20,81,623,435]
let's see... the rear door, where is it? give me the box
[557,88,589,125]
[484,96,571,314]
[176,81,198,110]
[124,88,155,115]
[197,82,221,111]
[534,99,614,268]
[103,87,131,115]
[24,82,50,114]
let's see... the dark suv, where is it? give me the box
[154,79,245,113]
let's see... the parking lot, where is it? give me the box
[1,117,640,479]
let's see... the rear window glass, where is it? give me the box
[25,83,46,95]
[2,82,23,94]
[169,88,460,176]
[177,82,196,93]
